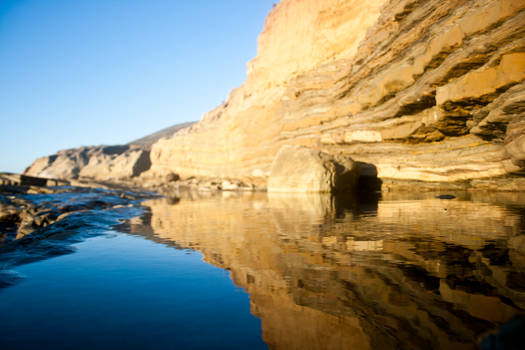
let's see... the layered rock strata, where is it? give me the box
[147,0,525,185]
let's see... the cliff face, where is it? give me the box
[148,0,525,183]
[24,145,151,181]
[24,122,193,181]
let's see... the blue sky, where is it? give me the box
[0,0,277,173]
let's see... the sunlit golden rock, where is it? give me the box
[146,0,525,185]
[268,145,359,193]
[24,145,151,181]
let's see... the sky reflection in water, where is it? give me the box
[0,234,266,350]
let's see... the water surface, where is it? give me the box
[0,231,265,350]
[1,189,525,349]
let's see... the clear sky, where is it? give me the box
[0,0,277,173]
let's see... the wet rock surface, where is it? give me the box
[0,179,154,277]
[137,174,263,195]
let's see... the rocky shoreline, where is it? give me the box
[0,173,152,245]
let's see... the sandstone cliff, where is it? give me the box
[24,122,193,181]
[147,0,525,185]
[24,145,151,181]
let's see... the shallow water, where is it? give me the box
[1,189,525,349]
[0,234,265,350]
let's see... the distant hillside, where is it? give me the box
[128,121,195,148]
[24,121,196,180]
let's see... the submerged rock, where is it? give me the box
[268,145,359,193]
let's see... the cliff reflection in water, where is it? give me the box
[133,191,525,350]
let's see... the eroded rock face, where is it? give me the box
[147,0,525,184]
[505,120,525,167]
[24,121,193,182]
[268,145,359,193]
[24,145,151,181]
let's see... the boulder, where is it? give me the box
[268,145,360,193]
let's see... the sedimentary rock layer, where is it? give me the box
[147,0,525,183]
